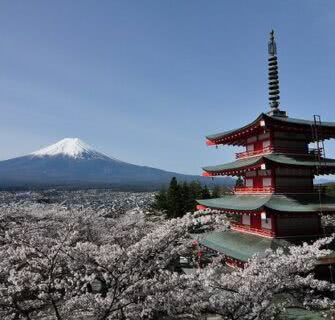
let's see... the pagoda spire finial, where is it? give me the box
[268,30,280,111]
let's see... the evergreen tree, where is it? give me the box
[152,188,168,211]
[180,181,193,213]
[201,185,211,199]
[166,177,183,219]
[211,185,221,198]
[153,179,216,219]
[189,181,203,200]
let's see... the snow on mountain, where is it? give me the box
[30,138,113,160]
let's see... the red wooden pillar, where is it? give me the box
[251,214,262,230]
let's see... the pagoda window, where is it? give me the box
[262,177,272,187]
[246,144,254,152]
[262,139,271,149]
[242,214,251,225]
[245,178,253,187]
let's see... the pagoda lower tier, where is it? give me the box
[196,229,335,268]
[197,229,289,268]
[196,194,335,268]
[202,153,335,194]
[197,194,335,238]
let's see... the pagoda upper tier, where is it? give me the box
[206,113,335,146]
[202,154,335,177]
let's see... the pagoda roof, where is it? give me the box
[203,153,335,176]
[206,113,335,146]
[196,194,335,213]
[199,230,290,261]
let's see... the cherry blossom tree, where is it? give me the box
[199,237,335,320]
[0,202,334,320]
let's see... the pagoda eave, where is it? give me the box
[196,204,262,215]
[203,154,335,177]
[198,230,290,262]
[202,166,259,177]
[206,113,335,146]
[197,194,335,214]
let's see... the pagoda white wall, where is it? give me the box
[246,144,254,152]
[262,139,271,148]
[261,217,272,229]
[245,178,253,187]
[245,133,271,152]
[262,177,272,187]
[242,215,251,225]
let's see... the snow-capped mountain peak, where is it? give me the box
[30,138,111,160]
[0,138,233,188]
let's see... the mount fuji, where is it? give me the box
[0,138,232,190]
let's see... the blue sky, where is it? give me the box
[1,1,335,174]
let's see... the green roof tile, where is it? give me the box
[203,156,262,172]
[203,153,335,173]
[272,115,335,128]
[206,114,263,140]
[206,113,335,142]
[197,194,271,211]
[197,194,335,212]
[199,230,290,261]
[266,154,335,167]
[280,307,325,320]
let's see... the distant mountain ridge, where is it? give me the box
[0,138,233,190]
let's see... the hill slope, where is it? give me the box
[0,138,233,190]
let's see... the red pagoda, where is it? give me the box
[196,31,335,269]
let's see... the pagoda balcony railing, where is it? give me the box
[234,186,319,194]
[231,223,274,238]
[235,146,309,159]
[234,186,274,193]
